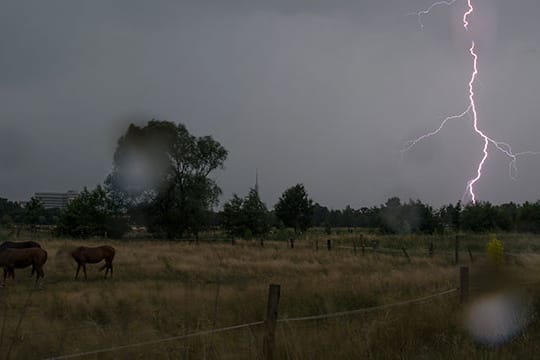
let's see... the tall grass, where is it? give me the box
[0,234,539,358]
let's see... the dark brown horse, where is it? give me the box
[71,246,115,279]
[0,241,42,277]
[0,248,47,285]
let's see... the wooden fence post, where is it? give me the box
[262,284,281,360]
[327,239,332,251]
[454,235,460,265]
[260,238,264,248]
[401,248,411,263]
[429,241,434,257]
[460,266,469,304]
[290,238,294,249]
[315,239,319,251]
[467,247,474,263]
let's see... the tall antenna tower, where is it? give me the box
[255,169,259,194]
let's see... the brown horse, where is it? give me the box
[0,241,42,277]
[0,248,47,285]
[71,246,115,279]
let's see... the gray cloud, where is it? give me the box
[1,0,540,207]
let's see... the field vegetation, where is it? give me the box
[1,230,540,359]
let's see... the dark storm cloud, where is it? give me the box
[1,0,540,207]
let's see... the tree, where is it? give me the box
[222,189,270,238]
[274,184,314,233]
[241,189,270,236]
[0,198,23,226]
[460,202,508,233]
[23,197,46,231]
[517,201,540,233]
[106,120,227,239]
[0,214,13,227]
[438,202,461,232]
[379,197,438,234]
[222,195,245,237]
[311,203,330,227]
[57,185,129,239]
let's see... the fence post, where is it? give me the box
[460,266,469,304]
[467,247,474,262]
[454,235,460,265]
[231,238,235,246]
[262,284,281,360]
[290,238,294,249]
[401,248,411,263]
[429,241,434,257]
[327,239,332,251]
[260,238,264,248]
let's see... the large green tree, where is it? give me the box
[106,120,227,239]
[57,185,129,238]
[274,184,314,233]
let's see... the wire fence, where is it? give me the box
[43,320,266,360]
[278,288,458,323]
[7,238,540,359]
[42,287,457,360]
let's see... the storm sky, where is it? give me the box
[2,0,540,208]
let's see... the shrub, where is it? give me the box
[487,234,504,266]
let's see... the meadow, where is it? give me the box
[0,231,540,359]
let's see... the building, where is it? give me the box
[34,190,79,210]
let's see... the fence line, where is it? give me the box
[43,320,266,360]
[278,288,457,322]
[337,246,403,254]
[469,279,540,292]
[42,288,457,360]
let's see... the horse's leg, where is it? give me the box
[83,264,87,280]
[109,262,113,278]
[75,264,81,279]
[35,267,44,288]
[104,260,112,278]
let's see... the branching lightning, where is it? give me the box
[409,0,457,29]
[403,0,540,203]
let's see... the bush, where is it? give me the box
[487,234,504,266]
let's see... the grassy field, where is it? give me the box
[0,232,540,359]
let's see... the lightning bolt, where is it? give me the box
[408,0,457,29]
[403,0,540,203]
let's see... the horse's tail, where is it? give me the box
[106,246,115,261]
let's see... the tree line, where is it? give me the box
[2,119,540,239]
[311,198,540,234]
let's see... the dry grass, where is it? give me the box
[0,234,539,359]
